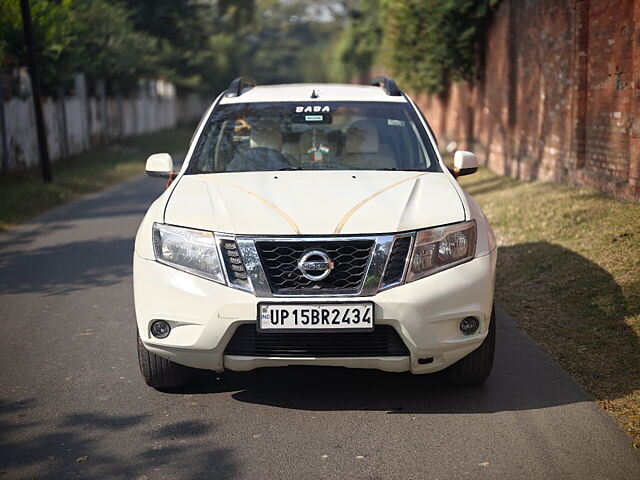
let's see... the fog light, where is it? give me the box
[150,320,171,339]
[460,316,479,335]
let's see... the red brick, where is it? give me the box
[414,0,639,202]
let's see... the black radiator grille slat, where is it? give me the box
[382,236,412,286]
[219,239,250,289]
[225,325,410,357]
[255,240,374,295]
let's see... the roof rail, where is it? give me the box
[226,76,257,97]
[369,77,402,96]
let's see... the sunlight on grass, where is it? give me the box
[459,168,640,443]
[0,126,193,232]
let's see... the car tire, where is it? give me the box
[443,306,496,385]
[137,331,193,389]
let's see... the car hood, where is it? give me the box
[164,170,466,235]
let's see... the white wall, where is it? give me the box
[0,73,209,172]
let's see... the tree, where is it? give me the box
[117,0,255,93]
[239,0,348,85]
[381,0,499,93]
[72,0,157,93]
[1,0,353,95]
[1,0,82,93]
[0,0,157,94]
[327,0,500,92]
[330,0,382,83]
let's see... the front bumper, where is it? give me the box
[133,250,497,374]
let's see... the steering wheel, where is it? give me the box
[226,147,293,172]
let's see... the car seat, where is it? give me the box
[341,120,396,169]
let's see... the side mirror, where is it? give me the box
[145,153,174,178]
[453,150,478,177]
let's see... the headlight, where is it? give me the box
[152,223,225,283]
[406,220,476,283]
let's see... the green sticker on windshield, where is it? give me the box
[305,115,323,122]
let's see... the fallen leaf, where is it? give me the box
[76,456,88,463]
[479,462,490,467]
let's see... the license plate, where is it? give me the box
[257,302,375,332]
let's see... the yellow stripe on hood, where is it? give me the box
[333,173,427,234]
[216,181,301,234]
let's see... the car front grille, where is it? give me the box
[219,238,250,290]
[224,324,410,357]
[255,240,374,295]
[381,236,412,286]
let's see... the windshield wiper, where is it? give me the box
[276,166,303,171]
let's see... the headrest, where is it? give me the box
[250,121,283,151]
[345,120,379,154]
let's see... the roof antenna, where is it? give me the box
[311,89,319,99]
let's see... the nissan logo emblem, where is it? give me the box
[297,250,334,281]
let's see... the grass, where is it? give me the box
[458,168,640,445]
[0,126,194,232]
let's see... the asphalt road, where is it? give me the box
[1,172,639,480]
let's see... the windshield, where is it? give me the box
[187,102,441,174]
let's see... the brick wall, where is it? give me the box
[413,0,640,202]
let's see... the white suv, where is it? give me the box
[135,77,497,389]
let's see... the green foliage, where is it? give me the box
[330,0,499,92]
[0,0,157,93]
[0,0,255,94]
[238,0,347,85]
[0,0,344,94]
[116,0,242,93]
[330,0,382,82]
[0,0,498,96]
[0,0,83,91]
[382,0,499,93]
[72,0,157,91]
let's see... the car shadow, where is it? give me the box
[173,309,590,414]
[495,241,639,407]
[171,241,638,417]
